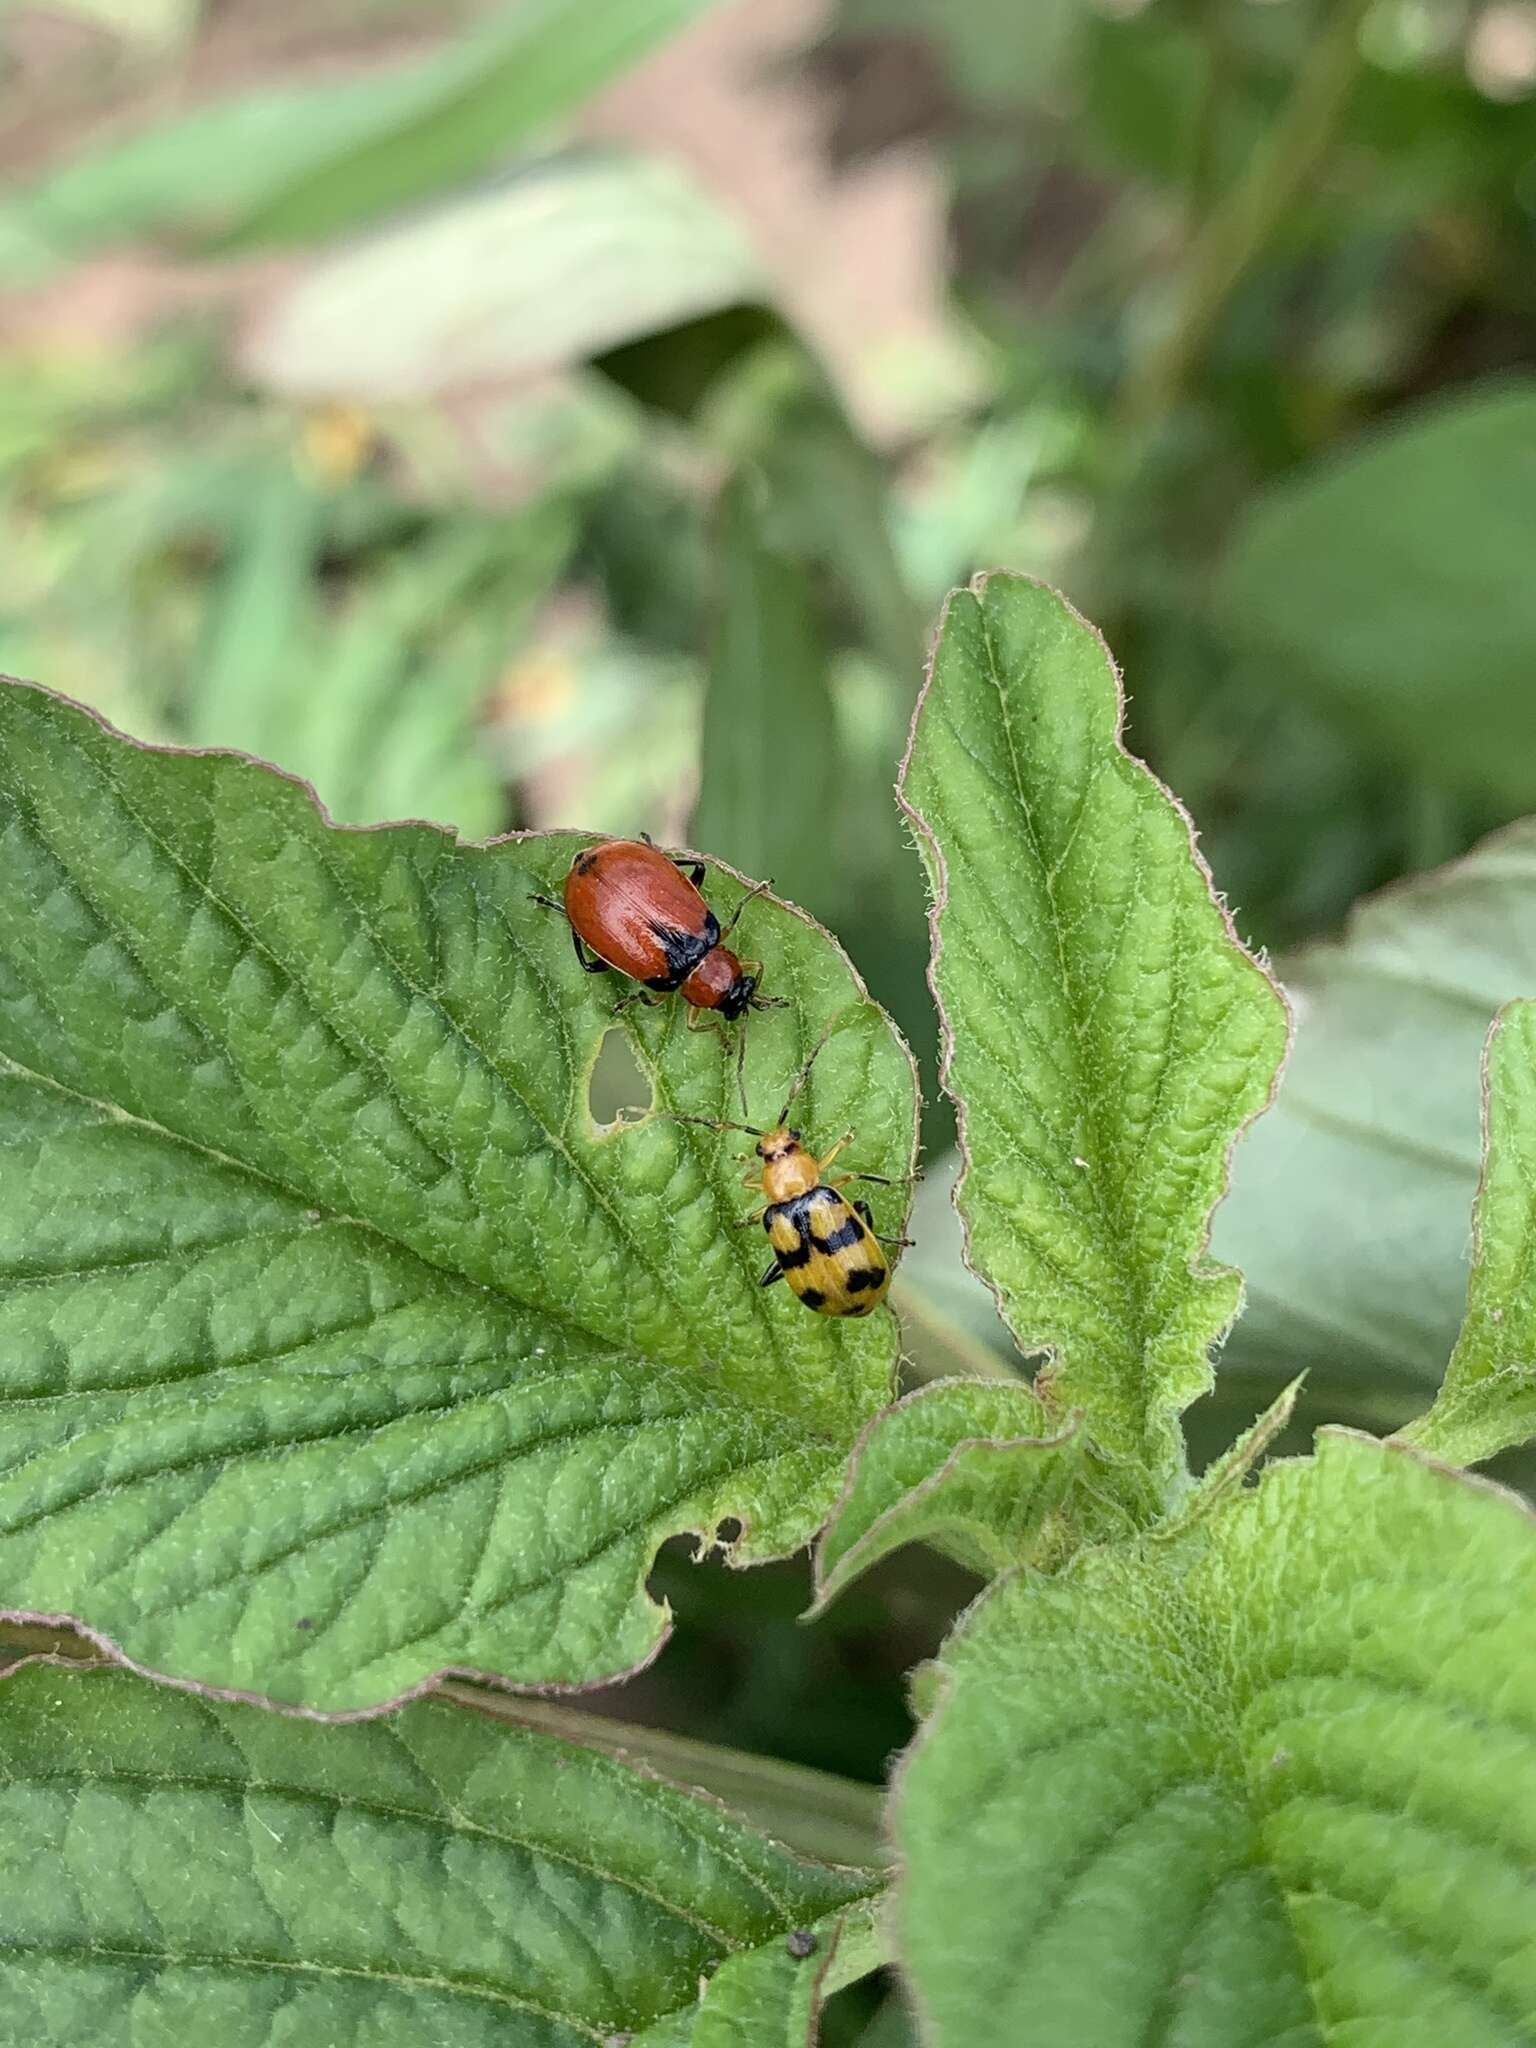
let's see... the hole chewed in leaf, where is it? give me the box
[588,1024,655,1129]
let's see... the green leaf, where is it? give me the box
[1401,1002,1536,1466]
[897,573,1289,1503]
[0,1662,879,2044]
[1216,381,1536,811]
[692,477,839,918]
[243,151,762,404]
[0,0,718,275]
[896,1431,1536,2048]
[1212,821,1536,1414]
[811,1380,1085,1609]
[0,678,917,1711]
[437,1684,889,1879]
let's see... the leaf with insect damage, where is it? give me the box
[0,678,916,1710]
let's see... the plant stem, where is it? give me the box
[1124,0,1374,427]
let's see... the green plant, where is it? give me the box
[3,570,1534,2043]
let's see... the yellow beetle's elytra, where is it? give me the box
[761,1186,888,1316]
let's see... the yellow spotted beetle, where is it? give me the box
[665,1022,918,1318]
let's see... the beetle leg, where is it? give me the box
[759,1260,786,1288]
[686,1007,720,1035]
[816,1133,854,1177]
[571,930,611,974]
[673,859,706,887]
[530,891,565,914]
[612,986,664,1016]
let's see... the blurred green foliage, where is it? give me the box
[3,0,1535,1913]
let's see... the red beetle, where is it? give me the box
[533,840,784,1098]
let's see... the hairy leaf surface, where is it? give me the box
[1404,1001,1536,1465]
[898,573,1288,1498]
[813,1380,1084,1608]
[0,679,915,1710]
[897,1432,1536,2048]
[0,1664,878,2045]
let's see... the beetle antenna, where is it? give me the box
[653,1110,764,1139]
[777,1012,851,1126]
[720,876,774,940]
[735,1024,750,1119]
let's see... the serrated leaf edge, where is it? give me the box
[808,1379,1082,1615]
[893,571,1293,1403]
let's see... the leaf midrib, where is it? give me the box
[963,600,1151,1399]
[15,1763,746,1944]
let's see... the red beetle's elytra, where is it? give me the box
[532,837,785,1103]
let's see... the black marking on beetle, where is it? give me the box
[785,1930,818,1961]
[648,917,713,989]
[759,1260,785,1288]
[798,1286,827,1310]
[764,1200,815,1266]
[839,1302,872,1316]
[844,1266,884,1293]
[574,849,599,876]
[813,1214,863,1254]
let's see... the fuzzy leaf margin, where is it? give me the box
[1401,999,1536,1466]
[897,573,1290,1504]
[0,677,917,1712]
[894,1430,1536,2048]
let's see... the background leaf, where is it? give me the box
[812,1380,1084,1608]
[190,491,576,835]
[0,0,721,275]
[896,1431,1536,2048]
[1214,821,1536,1419]
[691,475,839,918]
[1402,1001,1536,1467]
[1216,381,1536,812]
[0,1662,879,2044]
[897,573,1289,1502]
[243,151,763,405]
[0,678,916,1711]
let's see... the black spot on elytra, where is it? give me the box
[574,850,598,876]
[845,1266,884,1293]
[813,1214,862,1253]
[765,1203,813,1266]
[798,1286,827,1310]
